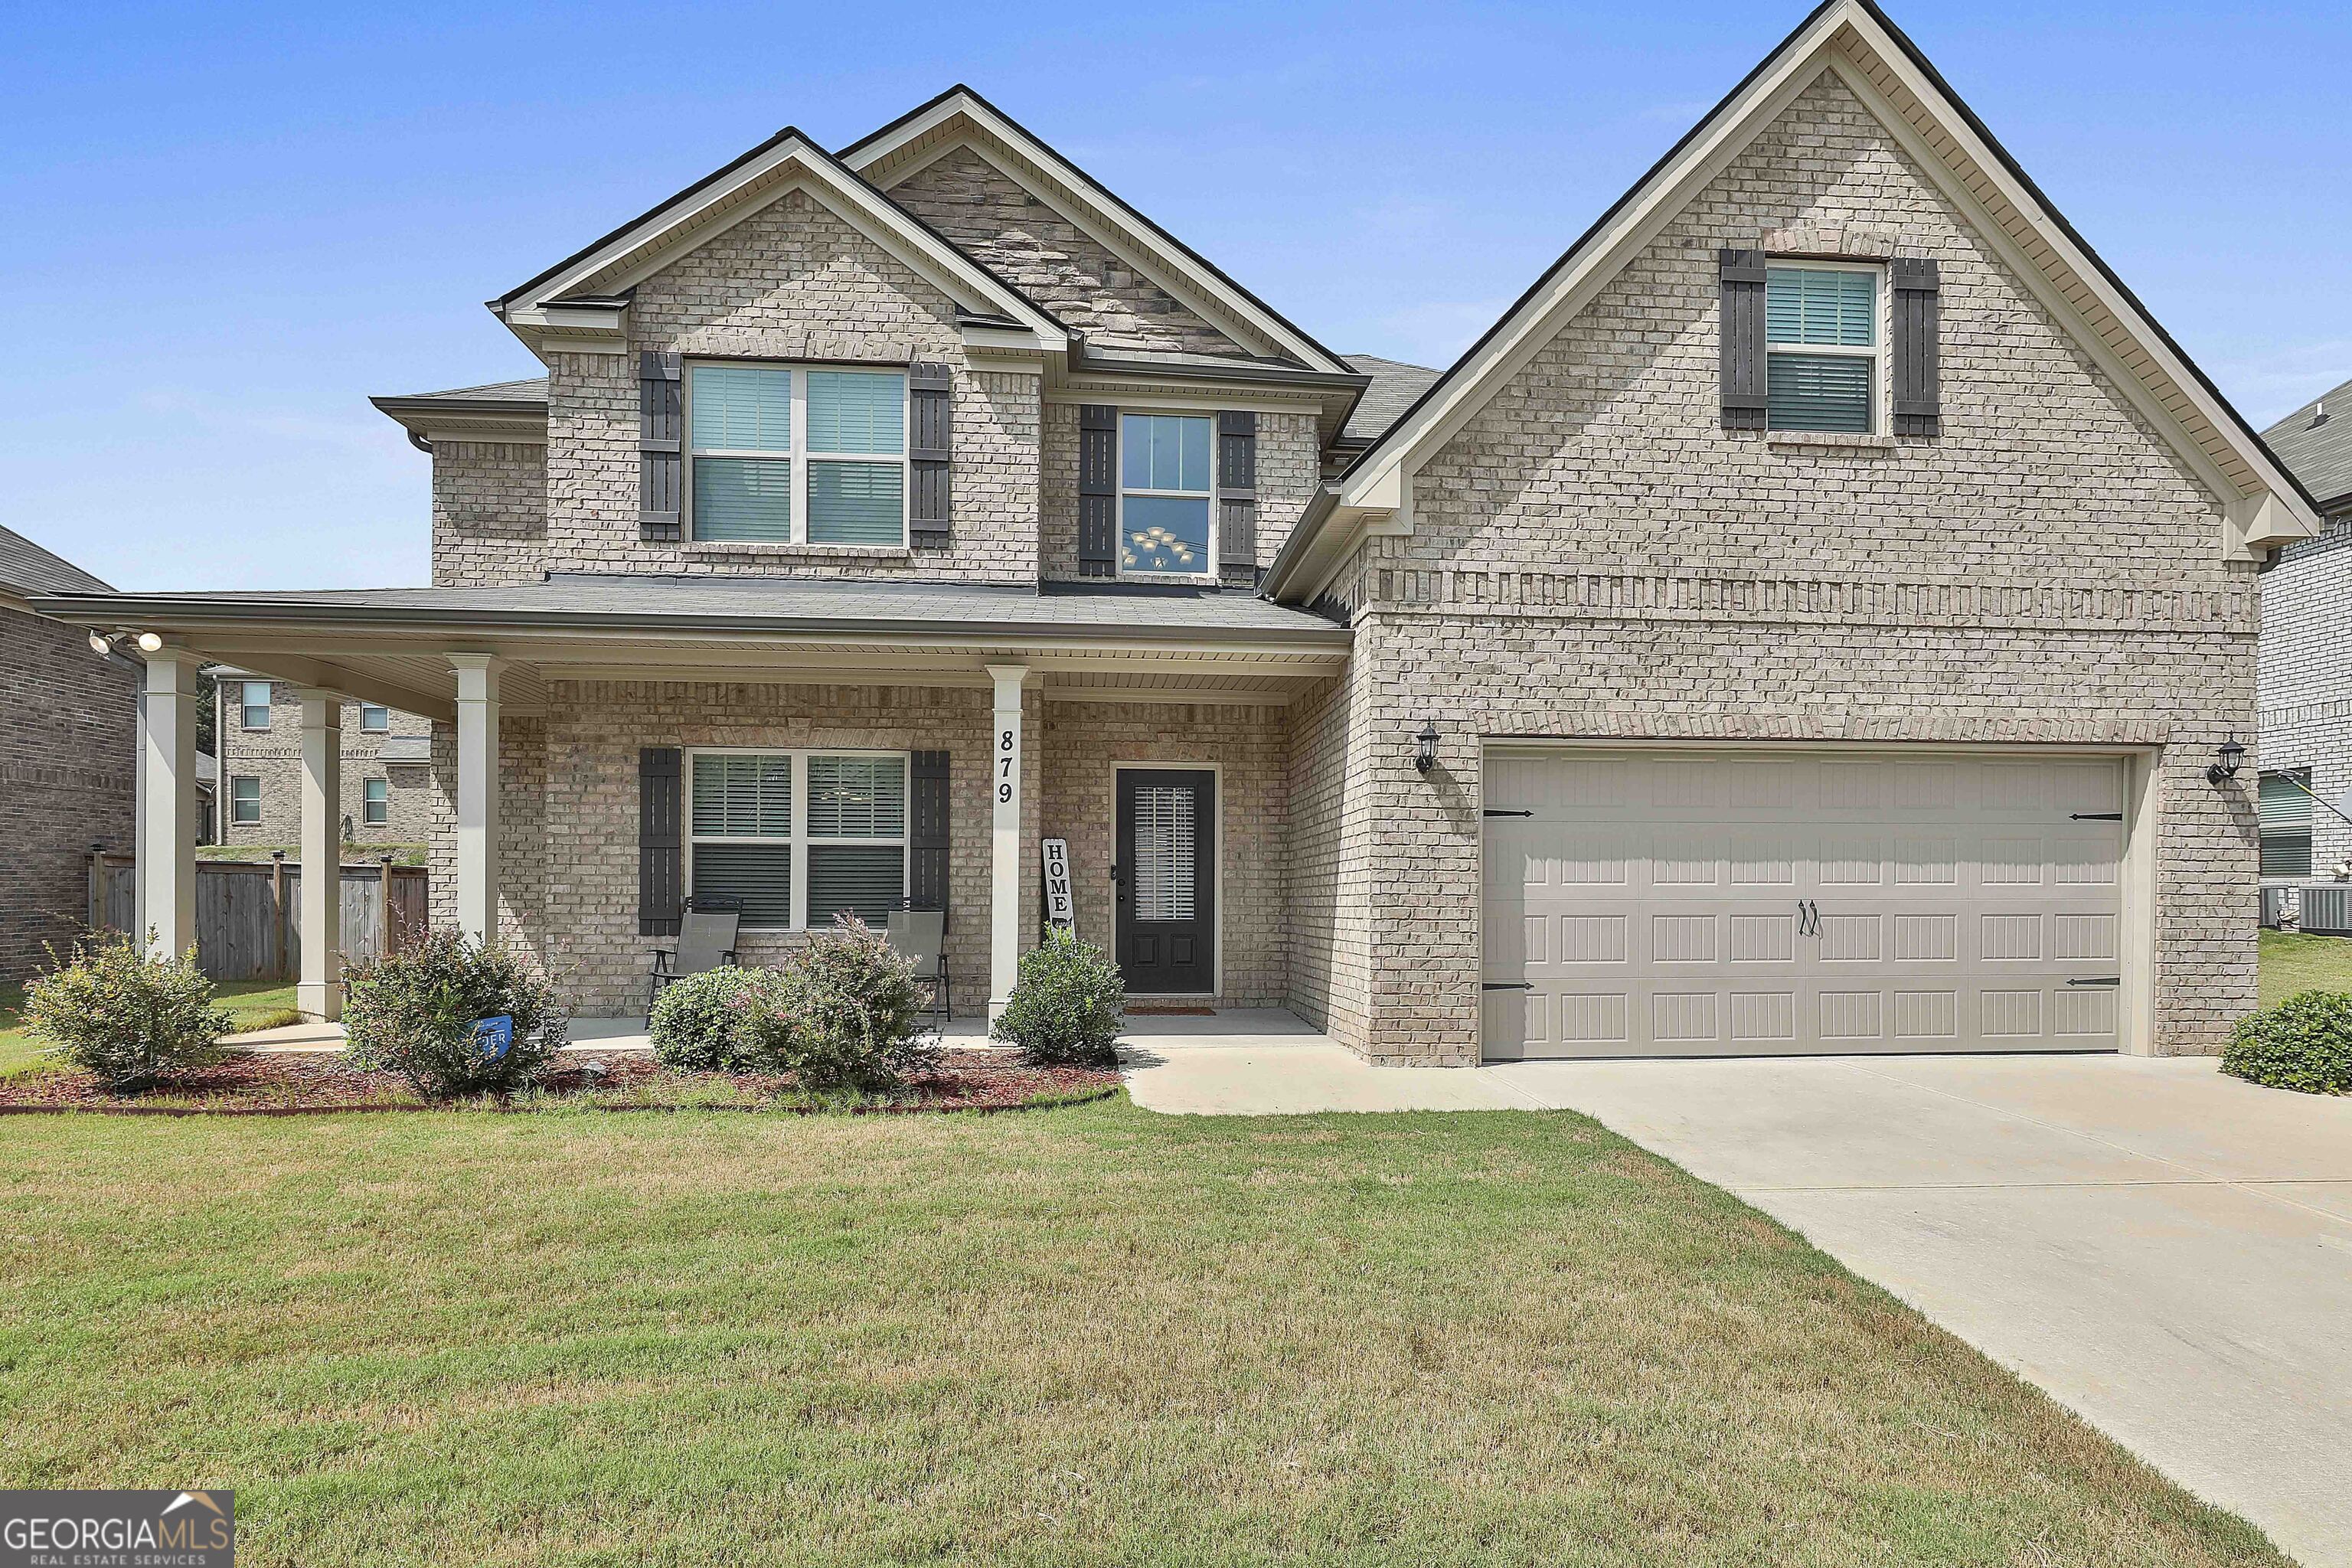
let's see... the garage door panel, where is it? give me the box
[1483,749,2127,1060]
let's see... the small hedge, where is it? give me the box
[992,928,1125,1067]
[649,965,795,1072]
[740,916,937,1095]
[342,932,569,1099]
[2222,989,2352,1096]
[21,932,230,1093]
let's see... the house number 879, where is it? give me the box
[998,727,1016,802]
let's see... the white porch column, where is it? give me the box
[137,651,199,961]
[986,663,1030,1018]
[451,655,501,944]
[296,688,344,1021]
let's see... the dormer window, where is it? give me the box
[1766,263,1882,433]
[687,363,908,546]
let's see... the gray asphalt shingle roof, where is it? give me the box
[0,524,112,596]
[32,573,1347,641]
[2264,376,2352,513]
[376,377,549,407]
[1340,354,1443,445]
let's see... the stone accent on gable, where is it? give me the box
[541,189,1041,585]
[217,683,436,850]
[889,146,1250,358]
[0,604,136,982]
[1039,698,1289,1008]
[431,439,547,587]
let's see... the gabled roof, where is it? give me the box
[840,86,1357,377]
[2263,375,2352,516]
[0,524,112,598]
[492,127,1067,353]
[1338,356,1443,446]
[1269,0,2321,599]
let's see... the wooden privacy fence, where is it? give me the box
[88,854,429,982]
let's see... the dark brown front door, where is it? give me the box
[1115,768,1215,995]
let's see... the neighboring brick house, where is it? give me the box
[0,526,135,982]
[2253,375,2352,891]
[212,674,435,850]
[46,1,2323,1058]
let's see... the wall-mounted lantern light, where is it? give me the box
[2207,738,2246,785]
[1414,720,1439,775]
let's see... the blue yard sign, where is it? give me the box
[472,1015,514,1062]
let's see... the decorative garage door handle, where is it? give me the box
[1481,982,1534,991]
[2066,976,2122,987]
[1796,900,1821,936]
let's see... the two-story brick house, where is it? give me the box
[211,675,434,851]
[44,0,2323,1060]
[2252,377,2352,896]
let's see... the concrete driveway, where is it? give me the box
[1486,1053,2352,1568]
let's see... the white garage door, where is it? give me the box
[1481,749,2127,1060]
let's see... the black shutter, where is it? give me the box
[909,750,949,913]
[1217,410,1258,589]
[640,351,683,541]
[1719,250,1768,430]
[639,746,682,936]
[1891,257,1941,437]
[1076,404,1118,577]
[909,361,952,543]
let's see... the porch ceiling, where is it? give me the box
[34,575,1350,719]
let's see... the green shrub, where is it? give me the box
[342,930,569,1099]
[649,965,794,1071]
[992,928,1125,1067]
[2223,989,2352,1096]
[742,915,936,1095]
[21,932,231,1092]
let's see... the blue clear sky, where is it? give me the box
[3,1,2344,591]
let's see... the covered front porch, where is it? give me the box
[40,576,1349,1024]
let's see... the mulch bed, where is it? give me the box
[0,1049,1121,1117]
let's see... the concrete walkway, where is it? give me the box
[1119,1011,1526,1113]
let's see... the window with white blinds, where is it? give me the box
[687,750,907,929]
[2259,769,2314,878]
[1766,263,1882,433]
[687,363,907,545]
[1132,783,1197,921]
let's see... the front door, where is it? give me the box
[1116,768,1215,994]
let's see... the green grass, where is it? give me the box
[0,1103,2284,1566]
[2257,927,2352,1008]
[0,978,302,1077]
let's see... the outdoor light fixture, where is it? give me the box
[1414,720,1439,775]
[2207,738,2246,785]
[87,629,113,655]
[135,631,164,652]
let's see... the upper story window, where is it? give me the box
[359,704,390,733]
[687,364,907,547]
[1766,263,1882,433]
[2259,769,2314,877]
[1120,413,1214,576]
[239,681,273,730]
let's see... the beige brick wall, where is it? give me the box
[1315,68,2261,1063]
[217,683,434,849]
[0,605,136,979]
[1284,666,1374,1049]
[889,147,1247,358]
[2257,513,2352,877]
[538,190,1041,586]
[1039,698,1288,1007]
[431,439,547,587]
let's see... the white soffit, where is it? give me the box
[843,90,1354,376]
[1325,0,2318,549]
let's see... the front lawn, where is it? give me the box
[0,1104,2282,1566]
[2257,926,2352,1007]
